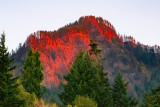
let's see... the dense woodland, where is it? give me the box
[1,32,160,107]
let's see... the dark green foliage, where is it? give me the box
[11,43,29,63]
[60,41,113,107]
[125,42,158,66]
[112,72,137,107]
[89,39,101,56]
[149,69,160,88]
[21,48,44,99]
[112,72,128,107]
[134,85,143,98]
[142,84,160,107]
[60,51,112,106]
[0,33,24,107]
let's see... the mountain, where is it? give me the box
[11,16,160,101]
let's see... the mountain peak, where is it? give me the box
[11,16,160,99]
[23,16,121,87]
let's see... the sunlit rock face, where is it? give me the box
[26,31,91,87]
[25,16,119,87]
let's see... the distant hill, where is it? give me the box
[11,16,160,102]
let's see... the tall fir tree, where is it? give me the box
[0,33,24,107]
[89,39,113,106]
[21,48,44,99]
[89,39,101,57]
[60,40,113,107]
[112,72,137,107]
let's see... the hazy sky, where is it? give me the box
[0,0,160,52]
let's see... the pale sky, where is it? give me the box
[0,0,160,52]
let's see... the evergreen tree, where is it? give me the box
[0,33,24,107]
[21,48,44,99]
[60,40,112,107]
[112,72,137,107]
[142,84,160,107]
[89,39,101,56]
[90,39,113,106]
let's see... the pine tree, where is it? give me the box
[142,84,160,107]
[60,40,112,107]
[90,39,113,106]
[112,72,137,107]
[0,33,24,107]
[89,39,101,57]
[21,48,44,99]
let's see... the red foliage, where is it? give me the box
[27,31,91,87]
[26,16,120,87]
[122,36,137,47]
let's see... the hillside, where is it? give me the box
[11,16,160,102]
